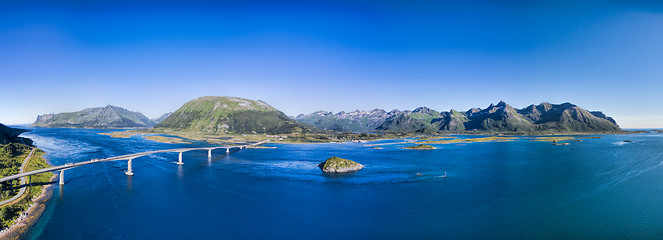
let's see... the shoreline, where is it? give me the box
[92,127,639,146]
[0,156,56,240]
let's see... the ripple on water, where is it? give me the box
[21,132,100,161]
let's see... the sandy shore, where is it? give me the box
[0,171,56,240]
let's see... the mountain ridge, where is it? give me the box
[0,124,28,144]
[296,102,622,134]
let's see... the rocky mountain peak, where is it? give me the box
[412,107,436,114]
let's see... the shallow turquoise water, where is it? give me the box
[16,128,663,239]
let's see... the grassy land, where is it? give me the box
[420,136,517,144]
[415,136,456,141]
[0,146,53,229]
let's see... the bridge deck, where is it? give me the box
[0,139,270,184]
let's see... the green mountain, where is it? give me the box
[155,96,304,134]
[31,105,155,129]
[297,102,622,134]
[376,107,442,133]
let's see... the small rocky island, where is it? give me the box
[405,144,436,150]
[318,157,364,173]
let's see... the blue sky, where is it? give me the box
[1,1,662,128]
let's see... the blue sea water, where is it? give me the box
[14,128,663,239]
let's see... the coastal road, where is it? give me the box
[0,148,35,207]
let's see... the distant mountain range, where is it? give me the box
[154,96,305,134]
[31,105,155,129]
[28,98,622,134]
[296,101,622,133]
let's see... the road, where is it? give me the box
[0,148,35,206]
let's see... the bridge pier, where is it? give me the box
[208,149,212,158]
[125,158,134,176]
[59,170,65,185]
[177,152,184,165]
[226,148,230,153]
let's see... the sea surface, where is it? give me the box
[14,127,663,239]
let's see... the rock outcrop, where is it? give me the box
[318,156,364,173]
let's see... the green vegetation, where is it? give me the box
[421,136,516,144]
[155,96,306,134]
[450,110,468,120]
[0,143,30,199]
[404,144,437,150]
[377,107,442,132]
[318,157,364,173]
[98,131,133,138]
[31,105,154,129]
[0,145,53,229]
[415,136,455,141]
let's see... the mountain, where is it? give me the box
[296,102,622,134]
[0,124,27,145]
[295,109,399,132]
[459,101,535,132]
[152,112,172,124]
[155,96,305,134]
[31,105,155,129]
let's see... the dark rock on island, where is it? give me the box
[318,156,364,173]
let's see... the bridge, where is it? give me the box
[0,140,270,186]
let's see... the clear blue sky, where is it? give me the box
[1,1,662,128]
